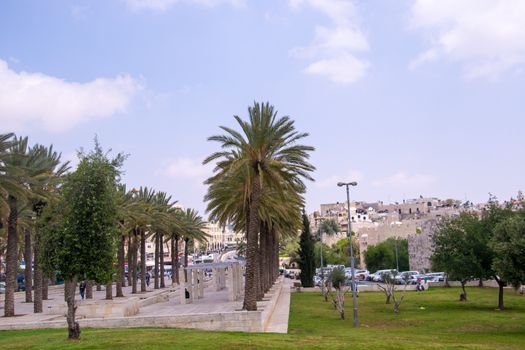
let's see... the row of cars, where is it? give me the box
[367,270,445,285]
[314,266,445,286]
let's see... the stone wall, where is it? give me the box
[408,220,436,272]
[0,311,264,332]
[358,220,422,268]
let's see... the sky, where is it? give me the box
[1,0,525,217]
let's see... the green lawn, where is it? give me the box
[0,287,524,349]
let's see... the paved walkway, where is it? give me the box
[265,278,292,333]
[0,276,292,333]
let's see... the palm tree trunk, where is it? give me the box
[184,238,189,282]
[171,236,177,284]
[42,274,49,300]
[258,225,266,297]
[160,235,165,288]
[140,229,146,293]
[132,232,138,294]
[265,227,272,290]
[116,234,125,297]
[4,195,18,317]
[24,229,33,303]
[273,228,279,281]
[154,233,159,289]
[127,234,132,287]
[86,281,93,299]
[243,173,261,311]
[175,236,180,284]
[33,231,43,313]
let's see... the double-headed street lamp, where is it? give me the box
[337,181,359,328]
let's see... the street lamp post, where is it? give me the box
[337,181,359,328]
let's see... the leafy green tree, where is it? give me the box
[478,200,514,310]
[491,214,525,307]
[431,213,483,301]
[298,212,315,287]
[364,238,408,273]
[41,142,122,339]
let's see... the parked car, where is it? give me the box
[371,269,396,282]
[355,269,369,281]
[424,272,445,282]
[395,271,420,285]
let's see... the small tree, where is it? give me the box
[327,267,348,320]
[431,213,482,301]
[377,271,406,314]
[298,211,315,287]
[41,142,122,339]
[491,215,525,307]
[478,200,515,310]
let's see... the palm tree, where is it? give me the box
[204,102,315,310]
[168,208,184,285]
[28,144,68,310]
[3,136,60,317]
[181,209,208,282]
[128,187,155,293]
[0,133,17,217]
[149,191,173,289]
[115,184,135,297]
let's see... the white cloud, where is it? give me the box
[290,0,370,84]
[409,0,525,78]
[124,0,246,11]
[372,171,436,188]
[304,54,369,84]
[316,170,364,189]
[0,59,141,132]
[159,157,213,180]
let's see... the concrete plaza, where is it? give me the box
[0,275,291,333]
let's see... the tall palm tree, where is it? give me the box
[0,133,17,218]
[168,208,184,285]
[115,184,135,297]
[129,187,155,293]
[180,209,208,282]
[28,144,68,310]
[204,102,315,310]
[3,137,60,317]
[149,191,173,289]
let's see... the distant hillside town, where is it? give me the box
[308,192,524,272]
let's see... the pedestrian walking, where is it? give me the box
[145,271,150,287]
[79,280,87,300]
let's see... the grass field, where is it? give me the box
[0,287,524,349]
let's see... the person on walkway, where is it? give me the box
[145,271,150,287]
[79,280,87,299]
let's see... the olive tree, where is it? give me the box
[41,142,122,339]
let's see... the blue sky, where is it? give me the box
[1,0,524,216]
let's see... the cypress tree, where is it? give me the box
[298,211,315,287]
